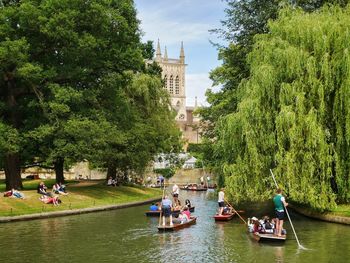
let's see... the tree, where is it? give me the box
[200,0,350,193]
[0,0,149,187]
[216,5,350,211]
[97,72,181,183]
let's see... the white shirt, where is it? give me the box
[172,184,179,195]
[218,191,224,202]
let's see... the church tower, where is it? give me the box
[154,40,187,121]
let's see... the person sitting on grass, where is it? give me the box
[12,189,25,199]
[3,189,13,197]
[3,189,24,198]
[37,182,51,197]
[52,183,68,195]
[107,176,117,187]
[39,195,61,206]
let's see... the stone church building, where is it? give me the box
[151,40,201,147]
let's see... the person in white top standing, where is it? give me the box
[200,176,204,187]
[172,183,180,203]
[218,188,225,215]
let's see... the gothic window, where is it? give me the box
[175,76,180,94]
[176,101,181,108]
[164,75,167,89]
[169,75,174,94]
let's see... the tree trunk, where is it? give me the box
[4,74,23,190]
[330,160,338,194]
[54,157,65,184]
[106,162,117,180]
[4,153,23,190]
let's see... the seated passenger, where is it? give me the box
[222,206,233,215]
[149,203,159,211]
[249,217,262,233]
[185,199,191,208]
[263,216,273,229]
[181,206,191,221]
[173,199,182,211]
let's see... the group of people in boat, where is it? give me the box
[149,183,193,226]
[217,187,288,237]
[158,195,192,226]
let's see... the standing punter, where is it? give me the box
[273,188,288,237]
[172,183,179,204]
[218,188,225,215]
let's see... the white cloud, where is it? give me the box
[186,73,213,106]
[137,8,211,45]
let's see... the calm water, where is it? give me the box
[0,190,349,263]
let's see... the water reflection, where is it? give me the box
[0,190,349,263]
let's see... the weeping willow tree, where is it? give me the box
[218,5,350,211]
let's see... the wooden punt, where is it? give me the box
[145,209,180,217]
[157,216,197,231]
[180,187,207,191]
[251,232,287,242]
[214,213,235,221]
[145,207,195,216]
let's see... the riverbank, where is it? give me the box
[0,180,162,220]
[289,203,350,225]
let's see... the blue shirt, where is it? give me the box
[150,205,158,211]
[161,198,172,207]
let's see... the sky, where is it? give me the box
[134,0,228,106]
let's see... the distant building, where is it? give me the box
[150,40,201,148]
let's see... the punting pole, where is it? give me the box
[224,198,247,225]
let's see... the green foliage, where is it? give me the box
[0,0,180,188]
[153,168,176,179]
[140,40,155,60]
[216,5,350,211]
[187,143,204,153]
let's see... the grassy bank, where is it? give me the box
[291,201,350,218]
[0,180,161,217]
[330,204,350,217]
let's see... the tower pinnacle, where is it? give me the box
[179,41,185,63]
[164,46,168,61]
[156,39,161,61]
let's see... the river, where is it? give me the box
[0,189,349,263]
